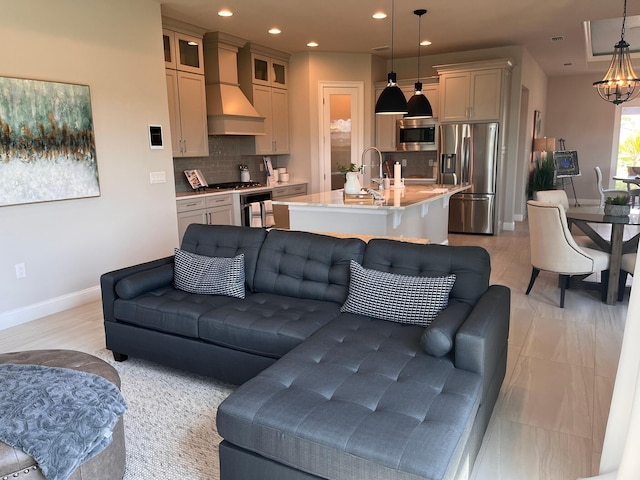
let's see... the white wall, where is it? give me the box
[0,0,179,328]
[546,74,618,204]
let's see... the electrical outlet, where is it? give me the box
[15,263,26,279]
[402,159,407,167]
[259,163,264,171]
[150,171,166,184]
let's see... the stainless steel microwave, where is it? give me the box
[396,118,438,151]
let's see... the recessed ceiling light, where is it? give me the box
[218,9,233,17]
[420,40,432,46]
[268,28,282,35]
[307,41,319,47]
[373,12,387,19]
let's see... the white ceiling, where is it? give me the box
[160,0,640,77]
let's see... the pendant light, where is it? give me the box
[405,9,433,118]
[375,0,408,115]
[593,0,640,105]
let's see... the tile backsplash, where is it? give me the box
[173,136,276,192]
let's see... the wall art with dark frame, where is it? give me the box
[0,76,100,207]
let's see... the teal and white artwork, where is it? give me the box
[0,77,100,206]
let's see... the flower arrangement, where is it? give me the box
[337,163,361,174]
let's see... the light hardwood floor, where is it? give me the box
[0,221,629,479]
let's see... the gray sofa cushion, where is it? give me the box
[113,286,238,338]
[181,224,267,291]
[199,293,342,358]
[363,240,490,306]
[253,230,366,304]
[217,313,482,480]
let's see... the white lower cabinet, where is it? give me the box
[176,194,233,243]
[272,183,307,229]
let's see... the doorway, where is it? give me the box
[319,82,364,192]
[614,105,640,189]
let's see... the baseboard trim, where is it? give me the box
[0,286,101,331]
[502,221,516,231]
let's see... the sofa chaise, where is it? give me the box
[100,224,510,480]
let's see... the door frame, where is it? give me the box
[318,81,364,192]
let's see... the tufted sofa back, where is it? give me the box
[181,224,268,291]
[363,239,491,306]
[254,230,366,304]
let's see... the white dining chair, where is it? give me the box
[533,190,596,249]
[618,252,637,301]
[595,166,628,206]
[526,200,610,308]
[625,167,640,206]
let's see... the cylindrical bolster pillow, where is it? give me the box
[114,264,174,299]
[420,301,472,357]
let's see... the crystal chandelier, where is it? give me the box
[593,0,640,105]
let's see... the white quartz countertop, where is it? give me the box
[272,184,470,210]
[176,180,307,200]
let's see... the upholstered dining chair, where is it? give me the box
[533,190,596,249]
[595,166,628,206]
[618,252,637,301]
[526,200,610,308]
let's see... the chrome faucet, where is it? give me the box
[361,147,384,188]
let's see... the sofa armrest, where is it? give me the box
[454,285,510,398]
[100,256,174,323]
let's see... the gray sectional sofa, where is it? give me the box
[100,224,510,480]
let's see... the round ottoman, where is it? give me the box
[0,349,126,480]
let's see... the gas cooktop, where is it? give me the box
[205,181,264,190]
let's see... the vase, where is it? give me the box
[604,204,630,216]
[344,172,361,194]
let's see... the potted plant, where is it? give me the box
[527,155,556,198]
[338,163,362,194]
[604,194,630,216]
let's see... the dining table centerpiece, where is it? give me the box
[604,194,631,216]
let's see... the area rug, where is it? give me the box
[94,350,235,480]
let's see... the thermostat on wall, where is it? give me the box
[148,125,164,149]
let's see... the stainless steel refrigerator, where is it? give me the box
[439,122,499,234]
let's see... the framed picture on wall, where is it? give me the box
[0,76,100,207]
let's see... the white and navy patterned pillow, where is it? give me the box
[341,260,456,326]
[173,248,245,298]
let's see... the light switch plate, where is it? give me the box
[150,171,166,184]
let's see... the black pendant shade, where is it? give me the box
[376,72,408,115]
[375,0,408,115]
[406,82,433,118]
[405,9,433,118]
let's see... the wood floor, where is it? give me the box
[0,221,629,479]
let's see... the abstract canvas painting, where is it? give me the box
[0,76,100,207]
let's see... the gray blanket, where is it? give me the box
[0,363,127,480]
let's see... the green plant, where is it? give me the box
[527,154,556,196]
[605,194,629,205]
[337,162,360,174]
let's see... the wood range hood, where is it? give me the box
[203,32,265,136]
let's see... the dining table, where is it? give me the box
[566,205,640,304]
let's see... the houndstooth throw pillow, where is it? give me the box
[341,260,456,326]
[174,248,245,298]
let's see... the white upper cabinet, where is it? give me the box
[435,59,514,123]
[163,29,204,75]
[163,20,208,157]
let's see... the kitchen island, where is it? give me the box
[272,183,470,244]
